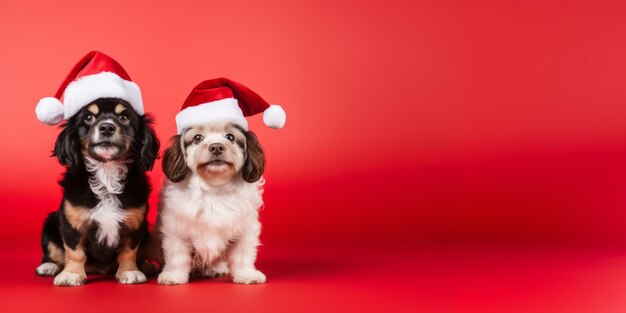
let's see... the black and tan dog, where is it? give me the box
[35,98,159,286]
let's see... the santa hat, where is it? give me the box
[35,51,143,125]
[176,78,286,134]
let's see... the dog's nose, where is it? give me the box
[99,123,116,137]
[209,143,225,155]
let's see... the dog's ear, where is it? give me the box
[52,123,81,173]
[242,131,265,183]
[162,135,189,183]
[137,114,160,172]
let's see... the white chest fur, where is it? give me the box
[159,176,264,263]
[85,158,128,247]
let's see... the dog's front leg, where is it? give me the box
[228,221,266,284]
[54,240,87,287]
[115,239,147,284]
[158,234,192,285]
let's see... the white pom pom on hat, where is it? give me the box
[263,104,286,129]
[35,51,143,126]
[35,97,64,125]
[176,78,286,134]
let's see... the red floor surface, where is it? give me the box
[3,244,626,312]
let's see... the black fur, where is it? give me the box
[53,123,82,174]
[38,98,159,277]
[136,115,159,172]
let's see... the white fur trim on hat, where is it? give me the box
[35,97,65,125]
[175,98,248,134]
[263,104,286,129]
[63,71,144,119]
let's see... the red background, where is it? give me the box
[2,0,626,312]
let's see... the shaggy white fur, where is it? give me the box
[156,123,268,285]
[84,157,129,247]
[156,174,266,285]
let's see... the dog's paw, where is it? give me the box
[232,269,266,284]
[210,262,230,277]
[53,271,86,287]
[158,271,189,285]
[35,262,61,276]
[116,270,147,284]
[198,268,228,278]
[205,268,228,278]
[197,262,229,278]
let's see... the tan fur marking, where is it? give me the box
[64,200,90,230]
[48,242,65,265]
[124,205,146,230]
[115,104,127,114]
[116,239,140,277]
[87,103,99,115]
[63,239,87,277]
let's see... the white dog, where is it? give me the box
[155,121,267,285]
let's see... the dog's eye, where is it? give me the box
[84,115,94,124]
[193,134,204,144]
[225,133,235,142]
[118,115,129,124]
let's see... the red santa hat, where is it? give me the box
[35,51,143,125]
[176,78,286,134]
